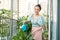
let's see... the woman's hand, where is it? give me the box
[32,27,42,34]
[21,20,28,23]
[21,20,26,22]
[31,31,36,35]
[37,27,42,31]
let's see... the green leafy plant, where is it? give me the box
[12,16,33,40]
[42,29,48,40]
[0,9,10,18]
[0,9,10,37]
[42,13,49,40]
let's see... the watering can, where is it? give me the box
[20,22,27,31]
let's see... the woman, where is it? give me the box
[24,4,45,40]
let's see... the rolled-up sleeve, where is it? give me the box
[37,16,45,26]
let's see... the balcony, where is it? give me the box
[0,16,17,40]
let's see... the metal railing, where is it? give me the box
[0,16,17,40]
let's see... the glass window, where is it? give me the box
[19,0,38,17]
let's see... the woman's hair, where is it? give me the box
[35,4,41,10]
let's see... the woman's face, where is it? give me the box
[34,6,40,14]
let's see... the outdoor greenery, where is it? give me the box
[0,9,10,37]
[42,29,48,40]
[0,9,10,18]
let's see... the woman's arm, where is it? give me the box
[21,15,31,23]
[32,26,43,34]
[32,25,45,34]
[36,26,42,31]
[21,20,29,23]
[35,25,45,31]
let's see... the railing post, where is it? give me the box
[10,0,13,40]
